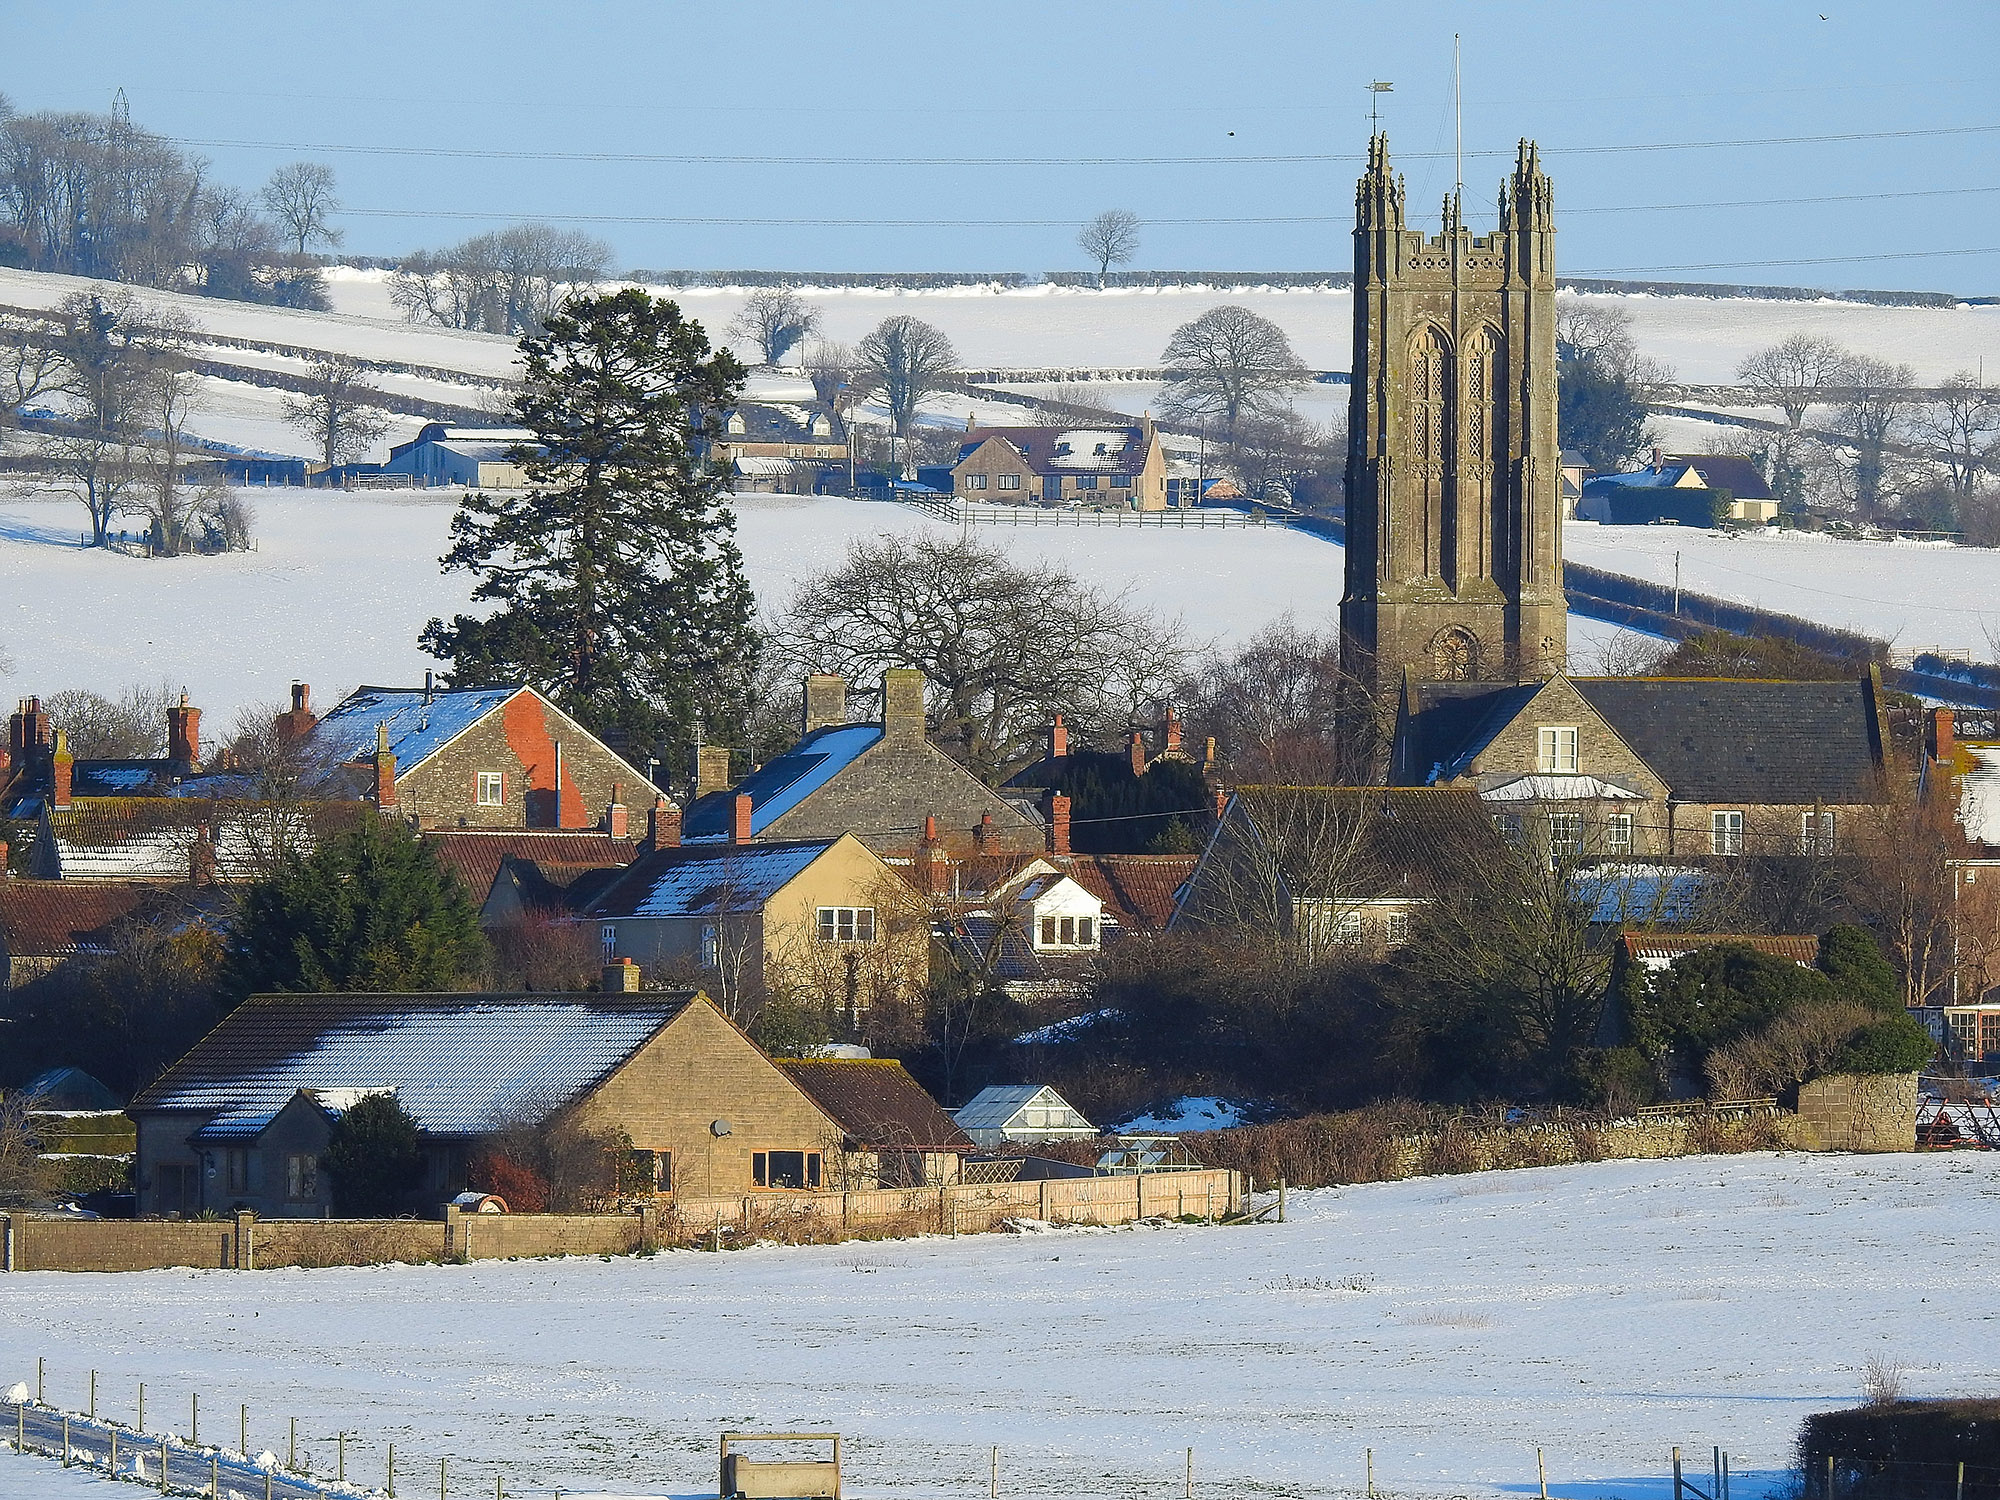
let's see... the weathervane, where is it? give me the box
[1367,80,1393,132]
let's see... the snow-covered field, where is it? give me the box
[0,489,1367,724]
[0,1152,1994,1500]
[1564,522,2000,658]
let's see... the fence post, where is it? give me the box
[2,1212,12,1272]
[389,1440,396,1497]
[89,1369,96,1418]
[1366,1447,1374,1499]
[110,1428,117,1476]
[1539,1448,1547,1500]
[160,1437,168,1492]
[990,1445,998,1498]
[191,1392,198,1445]
[1673,1447,1682,1500]
[338,1431,345,1483]
[1185,1446,1193,1498]
[62,1414,69,1465]
[139,1382,145,1434]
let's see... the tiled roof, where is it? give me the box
[130,990,701,1138]
[425,831,638,908]
[681,724,882,840]
[776,1058,973,1150]
[0,881,157,959]
[958,425,1152,478]
[311,685,525,774]
[587,839,834,919]
[1582,453,1773,501]
[36,799,367,880]
[1047,854,1195,933]
[1401,681,1543,784]
[723,401,844,446]
[1620,932,1819,966]
[1573,677,1883,805]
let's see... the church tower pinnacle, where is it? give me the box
[1340,134,1564,701]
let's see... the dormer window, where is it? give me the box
[1094,442,1108,455]
[1535,726,1579,774]
[726,412,746,435]
[1054,442,1071,457]
[1036,915,1096,949]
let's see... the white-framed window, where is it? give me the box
[701,922,718,968]
[601,923,616,959]
[1711,810,1744,856]
[1334,910,1365,946]
[816,907,876,943]
[1035,915,1098,950]
[1548,812,1585,861]
[1606,813,1633,853]
[1535,726,1579,774]
[1495,811,1525,845]
[968,472,988,489]
[998,473,1021,490]
[477,771,505,806]
[1385,910,1412,946]
[1801,809,1836,854]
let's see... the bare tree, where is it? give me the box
[853,315,958,461]
[1157,305,1307,446]
[728,288,822,366]
[388,224,613,335]
[1078,210,1141,288]
[41,681,177,758]
[1179,615,1376,783]
[259,161,343,257]
[802,339,856,405]
[282,354,393,469]
[0,311,63,422]
[1907,373,2000,503]
[1830,355,1917,518]
[771,532,1188,782]
[132,358,208,555]
[1736,333,1851,431]
[1554,298,1674,384]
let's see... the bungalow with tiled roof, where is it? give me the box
[127,983,853,1217]
[774,1057,973,1187]
[951,418,1169,510]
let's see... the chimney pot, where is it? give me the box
[605,788,629,839]
[1164,706,1183,754]
[975,812,995,852]
[292,682,310,713]
[601,957,640,993]
[731,791,754,844]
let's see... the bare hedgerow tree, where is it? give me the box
[1157,305,1307,447]
[0,310,64,423]
[853,315,957,451]
[1906,373,2000,503]
[1736,333,1852,431]
[282,355,393,469]
[1077,209,1140,288]
[1830,355,1917,518]
[388,223,613,336]
[770,532,1188,783]
[728,287,822,365]
[802,340,855,405]
[259,161,343,257]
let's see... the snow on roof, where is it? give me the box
[312,685,524,772]
[739,367,820,403]
[133,991,700,1139]
[1963,745,2000,849]
[590,839,836,919]
[682,723,882,839]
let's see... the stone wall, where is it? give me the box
[1795,1072,1921,1153]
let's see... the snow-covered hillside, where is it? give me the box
[0,1153,1991,1500]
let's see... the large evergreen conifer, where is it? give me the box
[421,289,755,770]
[226,814,486,999]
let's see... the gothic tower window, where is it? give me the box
[1463,325,1505,583]
[1401,325,1451,579]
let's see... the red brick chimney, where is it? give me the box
[1214,787,1229,820]
[919,813,951,895]
[1049,714,1068,763]
[1128,729,1147,777]
[1203,735,1217,774]
[275,682,317,743]
[11,697,51,771]
[1650,445,1664,472]
[51,730,72,810]
[605,784,629,839]
[1164,706,1183,756]
[644,796,681,851]
[1044,789,1071,856]
[974,812,995,854]
[372,722,398,808]
[1929,707,1957,764]
[167,691,200,769]
[731,791,754,844]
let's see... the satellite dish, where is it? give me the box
[710,1119,732,1137]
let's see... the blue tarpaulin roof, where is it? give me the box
[131,992,699,1139]
[682,724,881,839]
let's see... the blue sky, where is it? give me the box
[8,0,1997,292]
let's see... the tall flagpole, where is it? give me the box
[1453,33,1463,210]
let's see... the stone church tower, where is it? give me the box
[1339,135,1565,698]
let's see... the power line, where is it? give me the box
[1570,245,2000,274]
[164,121,2000,169]
[333,183,2000,231]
